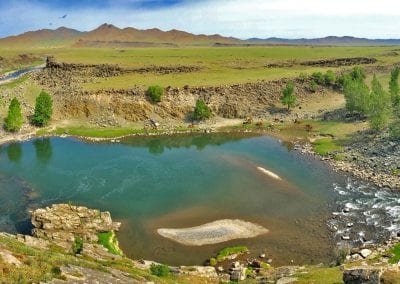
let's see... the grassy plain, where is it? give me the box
[1,45,399,89]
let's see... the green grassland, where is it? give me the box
[1,45,399,89]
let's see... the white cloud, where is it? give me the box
[1,0,400,39]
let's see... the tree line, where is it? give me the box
[343,66,400,136]
[3,91,53,132]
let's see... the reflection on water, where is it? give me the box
[0,134,344,265]
[34,138,53,165]
[7,143,22,162]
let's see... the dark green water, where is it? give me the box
[0,133,345,266]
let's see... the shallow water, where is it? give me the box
[0,134,353,265]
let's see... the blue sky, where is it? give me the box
[1,0,400,39]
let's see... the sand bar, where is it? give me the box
[157,219,269,246]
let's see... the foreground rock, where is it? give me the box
[343,267,382,284]
[157,219,268,246]
[32,204,121,258]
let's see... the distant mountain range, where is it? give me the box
[246,36,400,46]
[1,24,400,48]
[0,24,238,48]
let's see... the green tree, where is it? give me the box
[368,75,392,131]
[32,91,53,126]
[280,81,296,110]
[146,85,164,103]
[343,77,370,114]
[4,98,23,132]
[389,67,400,111]
[192,99,211,120]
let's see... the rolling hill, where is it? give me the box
[0,24,239,48]
[2,24,400,48]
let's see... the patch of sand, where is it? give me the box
[157,219,269,246]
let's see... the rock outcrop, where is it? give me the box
[31,204,120,252]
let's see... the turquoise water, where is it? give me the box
[0,133,345,265]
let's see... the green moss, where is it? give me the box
[97,231,123,256]
[216,246,249,262]
[312,138,343,156]
[389,243,400,264]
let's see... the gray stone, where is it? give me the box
[343,267,382,284]
[360,249,372,258]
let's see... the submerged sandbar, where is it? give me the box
[157,219,269,246]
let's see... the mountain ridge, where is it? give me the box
[1,24,400,47]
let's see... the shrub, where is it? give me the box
[336,74,351,89]
[146,85,164,103]
[4,97,23,132]
[390,121,400,139]
[350,66,366,81]
[32,91,53,126]
[324,70,336,85]
[209,258,217,266]
[72,237,83,254]
[192,99,211,120]
[299,72,308,82]
[150,264,170,277]
[280,81,296,110]
[309,80,317,93]
[311,72,325,85]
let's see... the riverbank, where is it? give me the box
[1,117,398,191]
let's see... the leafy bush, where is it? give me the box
[4,97,23,132]
[72,237,83,254]
[146,85,164,103]
[324,70,336,85]
[150,264,170,277]
[280,81,296,110]
[32,91,53,126]
[390,121,400,139]
[192,99,211,120]
[309,80,317,93]
[350,66,366,81]
[336,73,351,89]
[311,72,325,85]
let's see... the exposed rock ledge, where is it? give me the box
[157,219,269,246]
[31,203,121,259]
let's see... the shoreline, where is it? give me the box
[0,122,398,191]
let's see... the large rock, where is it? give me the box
[343,267,382,284]
[31,204,120,250]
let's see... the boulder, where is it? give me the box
[343,267,382,284]
[360,249,372,258]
